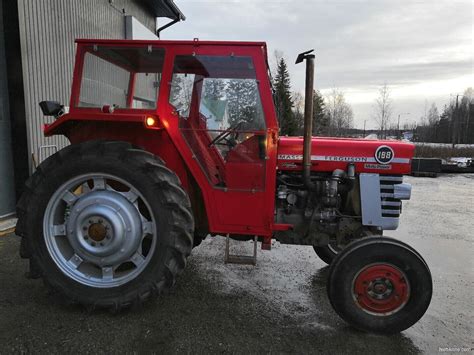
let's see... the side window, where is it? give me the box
[78,46,165,109]
[79,53,129,108]
[133,73,161,109]
[199,78,265,131]
[169,73,195,118]
[172,54,267,191]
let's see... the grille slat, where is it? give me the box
[381,201,401,207]
[380,175,403,218]
[380,176,404,182]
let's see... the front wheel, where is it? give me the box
[326,237,432,334]
[16,141,194,310]
[313,242,342,265]
[314,228,382,265]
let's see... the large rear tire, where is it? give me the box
[16,141,194,310]
[327,237,432,334]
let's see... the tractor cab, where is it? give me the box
[44,39,279,240]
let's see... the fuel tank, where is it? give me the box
[277,136,415,175]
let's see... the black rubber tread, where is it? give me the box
[313,229,383,265]
[16,140,194,310]
[327,236,432,334]
[312,245,338,265]
[192,232,208,248]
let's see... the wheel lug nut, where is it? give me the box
[84,235,88,240]
[91,242,96,246]
[99,219,103,223]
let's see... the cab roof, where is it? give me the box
[75,38,270,68]
[75,38,267,48]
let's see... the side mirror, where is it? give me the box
[39,101,64,117]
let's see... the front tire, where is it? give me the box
[314,228,382,264]
[16,141,194,310]
[327,237,432,334]
[313,243,341,264]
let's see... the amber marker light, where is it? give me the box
[145,116,156,127]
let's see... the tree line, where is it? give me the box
[272,54,353,136]
[273,52,473,144]
[371,84,473,144]
[413,88,473,144]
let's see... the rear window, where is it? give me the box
[78,46,165,109]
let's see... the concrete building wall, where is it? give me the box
[17,0,157,169]
[0,0,16,217]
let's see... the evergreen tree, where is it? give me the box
[226,79,264,130]
[274,58,297,135]
[312,90,328,135]
[203,78,225,101]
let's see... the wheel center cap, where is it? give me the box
[66,190,143,266]
[88,223,107,241]
[374,283,387,294]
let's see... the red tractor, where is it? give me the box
[16,39,432,333]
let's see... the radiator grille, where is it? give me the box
[379,175,403,218]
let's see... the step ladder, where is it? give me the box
[224,234,257,266]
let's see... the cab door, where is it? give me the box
[161,44,278,236]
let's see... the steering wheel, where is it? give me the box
[208,121,244,147]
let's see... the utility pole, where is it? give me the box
[363,120,366,137]
[452,95,459,147]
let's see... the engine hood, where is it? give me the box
[277,136,415,175]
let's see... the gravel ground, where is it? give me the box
[0,174,472,354]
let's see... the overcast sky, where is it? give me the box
[164,0,473,129]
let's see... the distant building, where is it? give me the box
[200,98,229,130]
[402,131,413,141]
[0,0,184,217]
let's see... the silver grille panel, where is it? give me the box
[359,174,411,230]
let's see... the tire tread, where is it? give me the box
[16,140,194,310]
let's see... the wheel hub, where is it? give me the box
[367,278,393,300]
[88,222,107,242]
[44,173,157,288]
[352,263,410,316]
[66,190,143,267]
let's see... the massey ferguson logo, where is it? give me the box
[375,145,394,164]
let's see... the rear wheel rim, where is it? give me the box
[352,263,410,316]
[43,173,157,288]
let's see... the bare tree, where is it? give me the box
[420,99,429,126]
[292,91,304,133]
[373,84,393,138]
[459,87,473,144]
[325,88,353,135]
[427,103,439,126]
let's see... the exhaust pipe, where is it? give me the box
[296,49,315,190]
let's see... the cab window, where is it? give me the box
[78,46,165,109]
[170,54,267,191]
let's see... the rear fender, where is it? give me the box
[45,115,210,235]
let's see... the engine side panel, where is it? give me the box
[277,136,414,175]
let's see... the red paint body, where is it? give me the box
[278,136,414,175]
[44,39,415,241]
